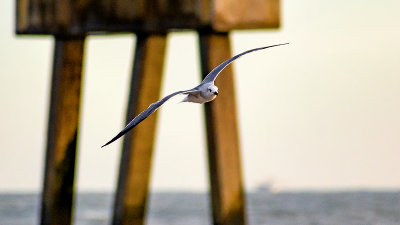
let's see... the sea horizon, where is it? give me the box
[1,190,400,225]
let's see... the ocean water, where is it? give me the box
[0,191,399,225]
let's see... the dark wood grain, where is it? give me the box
[16,0,279,35]
[40,37,85,225]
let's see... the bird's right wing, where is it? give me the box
[102,88,200,147]
[201,43,289,84]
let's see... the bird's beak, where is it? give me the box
[214,92,218,96]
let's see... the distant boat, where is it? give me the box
[255,182,273,193]
[256,185,271,193]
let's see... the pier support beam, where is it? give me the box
[40,37,85,225]
[112,33,167,225]
[199,32,247,225]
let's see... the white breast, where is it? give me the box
[182,92,216,104]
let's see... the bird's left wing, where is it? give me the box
[102,89,199,147]
[201,43,289,84]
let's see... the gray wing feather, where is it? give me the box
[201,43,289,84]
[102,89,199,147]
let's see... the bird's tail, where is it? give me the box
[178,95,189,104]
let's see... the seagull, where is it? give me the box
[102,43,289,147]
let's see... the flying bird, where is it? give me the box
[102,43,289,147]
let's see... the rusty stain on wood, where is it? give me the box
[213,0,280,30]
[16,0,29,31]
[112,33,167,225]
[199,32,246,225]
[40,37,85,225]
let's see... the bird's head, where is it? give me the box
[208,85,218,96]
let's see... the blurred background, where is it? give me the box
[1,0,400,195]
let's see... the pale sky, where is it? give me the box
[1,0,400,192]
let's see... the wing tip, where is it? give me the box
[101,136,119,148]
[271,42,289,48]
[101,142,110,148]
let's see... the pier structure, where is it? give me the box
[16,0,281,224]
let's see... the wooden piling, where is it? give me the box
[199,32,246,225]
[40,37,85,225]
[112,33,167,225]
